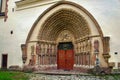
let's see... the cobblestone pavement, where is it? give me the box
[27,73,107,80]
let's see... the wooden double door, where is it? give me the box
[57,42,74,70]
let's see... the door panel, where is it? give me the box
[65,50,74,70]
[57,50,66,69]
[57,42,74,70]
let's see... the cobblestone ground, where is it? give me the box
[27,73,108,80]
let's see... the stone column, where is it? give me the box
[83,53,85,66]
[75,43,78,53]
[75,55,76,65]
[85,53,88,66]
[79,54,81,65]
[84,52,86,66]
[88,53,91,67]
[54,44,57,65]
[41,55,43,65]
[44,44,46,65]
[77,55,78,65]
[39,55,40,65]
[84,53,86,65]
[86,53,88,66]
[42,57,44,65]
[42,43,44,65]
[50,44,52,64]
[81,53,83,65]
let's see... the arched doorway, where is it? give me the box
[22,1,110,70]
[35,8,92,68]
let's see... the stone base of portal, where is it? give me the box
[28,65,92,74]
[23,65,112,74]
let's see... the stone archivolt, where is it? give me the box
[38,9,90,41]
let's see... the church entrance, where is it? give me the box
[23,1,110,72]
[57,42,74,70]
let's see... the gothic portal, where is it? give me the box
[21,1,110,70]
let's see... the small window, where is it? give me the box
[114,52,118,55]
[0,0,7,16]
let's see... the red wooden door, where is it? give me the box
[57,42,74,70]
[65,50,74,70]
[57,50,66,69]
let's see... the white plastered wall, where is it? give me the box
[0,0,53,68]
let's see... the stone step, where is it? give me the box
[27,74,106,80]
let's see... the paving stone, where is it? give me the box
[27,73,111,80]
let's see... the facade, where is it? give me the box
[0,0,120,70]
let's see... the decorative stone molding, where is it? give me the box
[15,0,61,11]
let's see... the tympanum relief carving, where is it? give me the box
[57,30,74,43]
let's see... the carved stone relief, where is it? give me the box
[57,30,74,43]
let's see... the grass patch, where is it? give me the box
[95,74,120,80]
[0,71,29,80]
